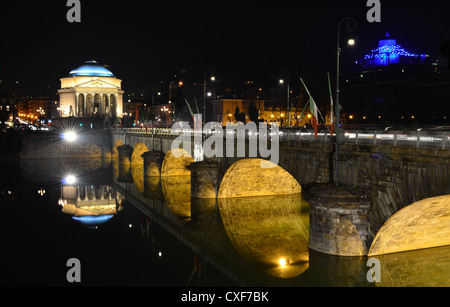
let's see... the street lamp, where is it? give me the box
[203,65,216,123]
[279,72,290,127]
[335,17,356,186]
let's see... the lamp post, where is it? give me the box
[203,65,216,123]
[279,71,290,127]
[335,17,356,186]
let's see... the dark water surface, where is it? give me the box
[0,158,449,287]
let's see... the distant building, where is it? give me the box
[58,60,124,118]
[16,98,57,121]
[361,33,430,68]
[215,99,265,124]
[0,92,15,122]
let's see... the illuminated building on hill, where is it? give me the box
[361,33,430,68]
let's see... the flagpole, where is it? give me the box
[327,72,334,138]
[300,78,318,138]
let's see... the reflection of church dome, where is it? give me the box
[72,215,114,226]
[59,185,122,228]
[69,60,115,77]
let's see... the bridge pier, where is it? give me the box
[190,198,220,229]
[305,184,370,256]
[189,160,222,199]
[117,144,133,182]
[117,144,133,166]
[142,151,164,177]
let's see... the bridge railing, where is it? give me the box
[341,129,450,149]
[116,127,450,149]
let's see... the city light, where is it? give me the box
[278,258,287,267]
[62,131,78,142]
[348,38,355,46]
[62,175,77,185]
[363,37,429,67]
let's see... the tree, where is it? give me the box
[234,106,246,123]
[248,103,259,123]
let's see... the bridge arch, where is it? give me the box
[369,194,450,256]
[161,148,194,177]
[112,139,123,160]
[218,158,301,199]
[131,143,149,166]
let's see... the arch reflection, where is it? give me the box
[161,176,191,221]
[218,194,309,279]
[373,245,450,287]
[58,184,123,228]
[131,164,145,194]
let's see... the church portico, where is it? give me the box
[58,60,124,119]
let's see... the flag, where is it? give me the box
[327,72,335,138]
[300,77,319,139]
[309,96,318,139]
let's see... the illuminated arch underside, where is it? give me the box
[131,143,149,166]
[369,195,450,256]
[218,159,301,199]
[112,139,123,160]
[161,148,194,177]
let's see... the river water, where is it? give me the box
[0,158,449,287]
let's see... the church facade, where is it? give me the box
[58,60,124,118]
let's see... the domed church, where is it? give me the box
[58,60,124,118]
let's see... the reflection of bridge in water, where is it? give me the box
[111,159,450,286]
[111,164,313,285]
[17,157,450,286]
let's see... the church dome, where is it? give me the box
[69,60,115,77]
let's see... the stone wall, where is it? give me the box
[337,144,450,241]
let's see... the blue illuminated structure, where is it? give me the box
[362,33,429,68]
[72,215,114,226]
[69,60,115,77]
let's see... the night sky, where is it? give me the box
[0,0,449,98]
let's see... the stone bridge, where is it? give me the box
[110,127,450,258]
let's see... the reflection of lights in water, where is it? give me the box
[72,215,114,226]
[218,194,310,279]
[62,175,77,185]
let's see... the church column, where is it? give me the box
[74,93,79,117]
[80,93,85,117]
[84,93,89,118]
[99,93,104,118]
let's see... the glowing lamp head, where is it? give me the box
[62,131,78,142]
[63,175,77,185]
[348,38,356,46]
